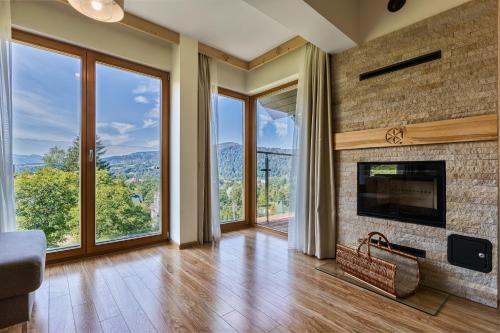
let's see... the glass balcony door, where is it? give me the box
[255,86,297,234]
[86,52,169,252]
[11,30,169,261]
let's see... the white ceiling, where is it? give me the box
[124,0,296,61]
[124,0,473,62]
[243,0,356,54]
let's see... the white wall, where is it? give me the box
[170,35,199,245]
[11,0,172,71]
[246,46,304,95]
[218,62,247,94]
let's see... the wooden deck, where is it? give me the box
[2,229,499,333]
[256,213,289,233]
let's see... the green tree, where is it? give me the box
[63,137,80,172]
[95,169,152,241]
[134,178,158,209]
[15,168,79,247]
[95,136,110,170]
[58,136,109,172]
[42,147,66,169]
[15,136,155,248]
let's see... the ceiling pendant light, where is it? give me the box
[68,0,125,23]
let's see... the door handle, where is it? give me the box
[89,148,94,162]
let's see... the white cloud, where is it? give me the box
[132,82,160,94]
[13,90,76,129]
[143,119,158,128]
[273,118,288,137]
[134,95,149,104]
[258,110,273,136]
[14,127,74,144]
[96,122,108,128]
[110,122,135,134]
[98,133,130,146]
[147,96,161,118]
[145,139,159,148]
[148,107,160,118]
[74,72,81,78]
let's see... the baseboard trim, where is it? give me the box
[169,240,199,250]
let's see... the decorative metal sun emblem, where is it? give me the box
[385,127,405,145]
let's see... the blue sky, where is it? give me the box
[12,41,161,157]
[12,42,81,156]
[12,41,294,158]
[217,95,295,149]
[217,95,243,144]
[256,101,295,149]
[95,63,160,157]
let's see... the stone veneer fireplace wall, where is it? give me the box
[332,0,498,307]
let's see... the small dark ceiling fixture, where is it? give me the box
[387,0,406,12]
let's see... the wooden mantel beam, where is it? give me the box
[334,114,498,151]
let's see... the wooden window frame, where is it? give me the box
[217,88,253,233]
[249,80,298,239]
[12,30,170,263]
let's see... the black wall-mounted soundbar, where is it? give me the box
[359,50,442,81]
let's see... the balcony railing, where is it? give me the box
[256,150,293,233]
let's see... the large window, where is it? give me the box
[11,30,168,260]
[217,93,246,223]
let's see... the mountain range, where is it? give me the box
[14,154,43,166]
[14,143,293,179]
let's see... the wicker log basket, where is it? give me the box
[336,232,420,298]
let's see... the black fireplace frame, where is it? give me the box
[357,161,446,228]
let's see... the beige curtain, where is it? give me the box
[289,43,336,259]
[197,54,221,243]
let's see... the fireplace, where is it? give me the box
[357,161,446,228]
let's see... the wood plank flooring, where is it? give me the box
[2,229,499,333]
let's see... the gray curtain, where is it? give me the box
[198,54,212,243]
[197,54,221,243]
[289,43,336,259]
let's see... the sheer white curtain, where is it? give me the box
[0,0,15,233]
[288,43,336,259]
[209,59,221,241]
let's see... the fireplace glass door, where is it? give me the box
[357,161,446,227]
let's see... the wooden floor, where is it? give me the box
[3,229,499,333]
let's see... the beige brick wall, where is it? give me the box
[332,0,498,306]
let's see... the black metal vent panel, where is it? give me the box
[447,234,492,273]
[359,50,442,81]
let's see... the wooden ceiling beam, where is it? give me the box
[198,43,249,71]
[121,12,179,44]
[248,36,307,70]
